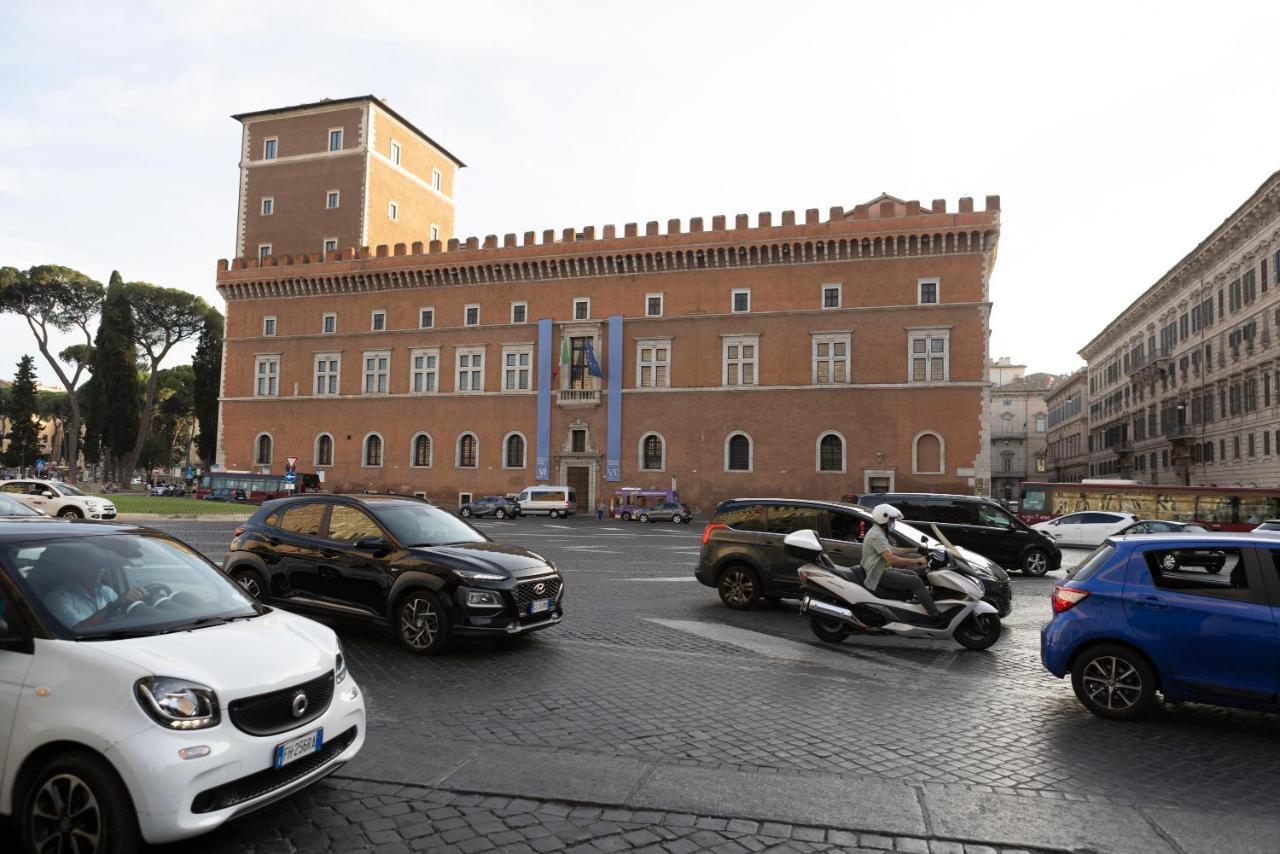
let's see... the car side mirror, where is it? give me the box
[355,536,390,553]
[42,491,55,499]
[783,529,823,559]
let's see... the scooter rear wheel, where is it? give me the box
[810,614,852,643]
[954,613,1001,650]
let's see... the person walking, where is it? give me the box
[596,501,605,521]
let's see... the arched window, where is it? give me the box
[913,430,945,475]
[640,433,665,471]
[255,434,272,466]
[363,434,383,467]
[817,432,844,472]
[458,433,478,468]
[505,433,526,469]
[411,433,432,468]
[726,432,752,472]
[315,433,334,467]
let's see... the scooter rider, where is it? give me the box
[862,504,940,618]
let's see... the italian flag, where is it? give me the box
[552,335,569,380]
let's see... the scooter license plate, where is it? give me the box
[528,598,554,615]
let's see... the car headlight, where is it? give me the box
[452,568,506,582]
[465,589,504,608]
[335,644,349,684]
[135,677,220,730]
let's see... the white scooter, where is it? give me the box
[787,528,1002,650]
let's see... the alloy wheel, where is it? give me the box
[235,572,261,599]
[1024,550,1048,575]
[1081,655,1143,711]
[720,568,754,607]
[400,596,439,650]
[30,773,102,854]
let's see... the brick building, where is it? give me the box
[1080,169,1280,486]
[1045,368,1088,482]
[215,96,1000,509]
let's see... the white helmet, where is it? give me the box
[872,503,904,525]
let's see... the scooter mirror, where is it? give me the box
[782,529,823,557]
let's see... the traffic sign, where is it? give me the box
[284,471,297,483]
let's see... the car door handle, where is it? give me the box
[1134,595,1168,610]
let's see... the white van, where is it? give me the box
[518,486,577,518]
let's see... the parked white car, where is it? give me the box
[0,521,365,852]
[516,485,578,518]
[0,480,116,520]
[1031,511,1137,547]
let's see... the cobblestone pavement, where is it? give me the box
[85,517,1280,851]
[168,778,1058,854]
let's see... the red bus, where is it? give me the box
[1019,481,1280,532]
[194,471,320,503]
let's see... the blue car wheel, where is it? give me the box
[1071,644,1157,720]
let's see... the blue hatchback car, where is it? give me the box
[1042,533,1280,720]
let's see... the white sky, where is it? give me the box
[2,1,1278,384]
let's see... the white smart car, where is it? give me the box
[0,520,365,853]
[0,480,116,520]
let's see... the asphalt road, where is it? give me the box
[7,516,1278,853]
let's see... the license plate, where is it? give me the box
[274,728,323,769]
[528,598,554,615]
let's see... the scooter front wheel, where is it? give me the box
[954,613,1001,650]
[810,613,852,643]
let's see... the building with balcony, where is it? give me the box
[215,96,1001,510]
[1080,169,1280,487]
[1045,368,1088,482]
[987,365,1055,500]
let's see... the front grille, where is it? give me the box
[191,726,357,814]
[228,671,334,737]
[515,576,563,610]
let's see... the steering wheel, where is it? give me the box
[101,596,146,620]
[142,583,173,606]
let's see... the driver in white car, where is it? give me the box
[42,553,145,628]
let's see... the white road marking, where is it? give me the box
[542,524,573,529]
[621,576,698,582]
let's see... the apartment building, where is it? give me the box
[1045,368,1087,482]
[1080,169,1280,486]
[987,363,1054,500]
[215,97,1001,509]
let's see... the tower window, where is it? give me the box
[328,129,343,151]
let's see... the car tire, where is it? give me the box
[717,564,762,610]
[460,507,472,518]
[810,613,852,643]
[495,508,507,519]
[639,513,650,523]
[672,514,684,524]
[57,507,83,519]
[395,589,451,655]
[1071,644,1158,720]
[954,613,1002,650]
[230,566,269,603]
[551,510,561,519]
[21,749,140,854]
[1206,557,1225,574]
[1021,548,1050,577]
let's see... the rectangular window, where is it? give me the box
[465,304,480,326]
[573,298,590,320]
[362,351,390,394]
[571,429,586,453]
[263,137,277,160]
[1249,433,1256,456]
[328,129,343,151]
[430,224,440,242]
[1145,548,1250,601]
[260,197,273,216]
[503,345,533,391]
[326,190,339,209]
[254,357,279,397]
[371,310,386,332]
[908,331,950,382]
[637,339,671,388]
[510,302,527,324]
[731,289,751,313]
[822,284,841,309]
[314,354,340,395]
[723,335,759,386]
[322,313,336,334]
[646,293,664,317]
[918,278,940,305]
[812,333,851,384]
[431,168,442,191]
[388,200,398,221]
[409,348,439,393]
[456,348,484,392]
[390,140,401,165]
[258,244,271,263]
[323,238,338,254]
[419,307,434,329]
[262,316,276,336]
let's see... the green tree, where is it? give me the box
[192,307,223,469]
[0,265,104,483]
[119,283,210,481]
[90,274,141,482]
[4,356,41,470]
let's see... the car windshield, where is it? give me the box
[1,533,261,640]
[0,493,40,516]
[369,502,488,547]
[54,483,87,497]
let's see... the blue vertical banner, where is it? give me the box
[536,319,552,481]
[605,315,623,481]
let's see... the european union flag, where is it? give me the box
[584,339,604,378]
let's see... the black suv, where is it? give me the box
[695,498,1011,615]
[223,495,564,654]
[460,495,520,519]
[857,493,1062,576]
